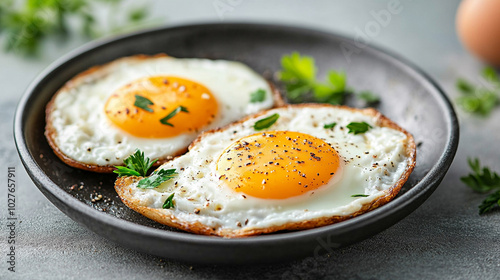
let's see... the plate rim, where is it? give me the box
[14,21,459,254]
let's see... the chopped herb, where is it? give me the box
[113,150,157,177]
[134,95,154,112]
[162,193,175,209]
[253,113,279,131]
[461,158,500,214]
[160,106,189,126]
[137,169,177,189]
[351,194,369,197]
[346,122,372,135]
[357,91,380,103]
[250,88,267,103]
[456,67,500,116]
[323,122,337,129]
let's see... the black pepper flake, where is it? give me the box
[310,153,321,161]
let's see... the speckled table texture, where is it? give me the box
[1,0,499,279]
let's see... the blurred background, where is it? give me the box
[1,0,500,279]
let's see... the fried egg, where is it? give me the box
[45,54,281,172]
[115,104,416,237]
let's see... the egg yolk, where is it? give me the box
[104,76,218,138]
[216,131,341,199]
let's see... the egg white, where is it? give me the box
[124,105,413,232]
[47,55,274,166]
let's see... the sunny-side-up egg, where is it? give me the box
[114,104,416,237]
[45,54,281,172]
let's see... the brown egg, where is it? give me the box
[456,0,500,67]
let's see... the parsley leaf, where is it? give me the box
[160,106,189,126]
[456,67,500,116]
[278,52,379,105]
[479,191,500,215]
[137,169,177,189]
[279,52,346,104]
[113,150,157,177]
[461,158,500,193]
[323,122,337,129]
[128,7,148,22]
[346,122,372,135]
[162,193,175,209]
[250,89,267,103]
[358,91,380,103]
[351,194,369,197]
[461,158,500,214]
[456,78,475,94]
[482,66,500,85]
[253,113,279,131]
[134,95,154,112]
[0,0,153,56]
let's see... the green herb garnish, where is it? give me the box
[134,95,154,112]
[162,193,175,209]
[461,158,500,214]
[279,52,346,104]
[160,106,189,126]
[357,91,380,103]
[113,150,157,177]
[351,194,369,197]
[250,88,267,103]
[278,52,379,105]
[0,0,152,56]
[137,169,177,189]
[456,67,500,116]
[346,122,372,135]
[323,122,337,129]
[479,191,500,215]
[253,113,279,131]
[482,67,500,85]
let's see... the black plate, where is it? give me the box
[14,23,458,264]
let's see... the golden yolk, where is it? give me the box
[216,131,341,199]
[104,76,218,138]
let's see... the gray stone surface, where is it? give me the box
[1,0,500,279]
